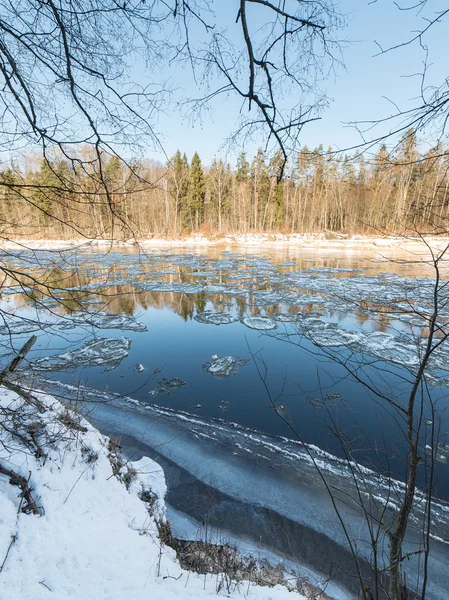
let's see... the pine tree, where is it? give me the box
[31,159,64,226]
[0,165,22,229]
[236,152,250,182]
[168,150,190,231]
[188,151,205,230]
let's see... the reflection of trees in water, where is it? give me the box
[11,271,409,329]
[5,251,431,330]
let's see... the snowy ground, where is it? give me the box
[2,233,449,252]
[0,385,305,600]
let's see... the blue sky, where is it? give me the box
[146,0,448,165]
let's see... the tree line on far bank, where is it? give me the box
[1,130,447,240]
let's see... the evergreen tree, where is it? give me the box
[188,152,206,229]
[0,166,22,227]
[104,156,123,192]
[168,150,190,231]
[32,159,63,225]
[236,152,250,182]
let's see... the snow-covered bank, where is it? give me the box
[0,385,304,600]
[2,233,449,252]
[18,377,449,600]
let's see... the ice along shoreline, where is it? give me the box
[2,233,449,253]
[12,374,449,600]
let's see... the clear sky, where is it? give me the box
[146,0,448,166]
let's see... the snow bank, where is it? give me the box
[4,234,449,252]
[0,385,304,600]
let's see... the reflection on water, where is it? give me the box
[4,246,443,327]
[1,244,449,498]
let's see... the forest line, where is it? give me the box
[1,131,448,239]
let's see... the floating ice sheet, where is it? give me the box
[203,284,245,295]
[76,311,147,332]
[193,311,237,325]
[273,313,302,322]
[0,318,50,335]
[139,281,203,294]
[30,337,131,371]
[5,247,449,390]
[249,291,284,306]
[290,316,449,375]
[203,354,248,377]
[241,316,277,331]
[0,312,147,335]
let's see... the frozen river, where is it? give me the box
[2,241,449,597]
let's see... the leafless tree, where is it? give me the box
[257,229,449,599]
[0,0,344,555]
[0,0,344,330]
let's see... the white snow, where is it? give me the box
[3,233,449,253]
[0,385,304,600]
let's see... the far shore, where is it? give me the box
[2,232,449,253]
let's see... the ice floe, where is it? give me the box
[30,337,131,371]
[0,311,147,335]
[76,311,147,332]
[139,282,203,294]
[203,354,248,377]
[203,284,244,295]
[193,311,237,325]
[0,318,50,335]
[242,316,277,331]
[273,313,302,322]
[291,316,449,374]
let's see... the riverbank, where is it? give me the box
[13,376,449,600]
[0,383,308,600]
[1,232,449,253]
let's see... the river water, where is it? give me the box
[2,242,449,597]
